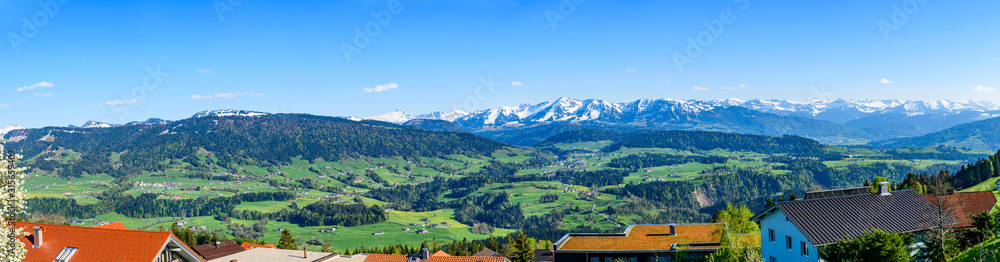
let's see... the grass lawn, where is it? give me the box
[257,209,517,251]
[951,236,1000,262]
[961,177,999,193]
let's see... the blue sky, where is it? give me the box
[1,0,998,127]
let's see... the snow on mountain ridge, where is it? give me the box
[364,98,1000,127]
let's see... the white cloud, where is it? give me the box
[16,101,24,104]
[720,83,748,90]
[0,104,9,108]
[626,69,637,72]
[103,99,138,106]
[196,68,212,73]
[16,81,53,92]
[512,82,523,86]
[364,83,399,93]
[973,85,996,94]
[880,78,893,84]
[692,86,710,91]
[664,82,671,86]
[33,93,53,97]
[190,92,263,100]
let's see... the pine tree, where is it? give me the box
[487,234,500,253]
[510,231,534,262]
[278,229,297,250]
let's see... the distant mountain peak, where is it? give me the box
[78,121,118,128]
[191,109,269,118]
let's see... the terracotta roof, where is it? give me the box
[93,222,130,230]
[922,191,998,228]
[427,256,507,262]
[194,240,248,260]
[364,253,409,262]
[431,250,450,257]
[241,242,278,250]
[773,190,956,246]
[556,224,722,251]
[15,221,204,262]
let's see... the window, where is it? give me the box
[628,257,637,262]
[605,257,613,262]
[786,236,792,250]
[800,242,809,257]
[591,257,599,262]
[769,256,776,262]
[768,229,775,243]
[53,247,78,262]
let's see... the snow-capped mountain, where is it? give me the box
[0,125,28,139]
[191,109,269,118]
[366,110,413,123]
[718,98,1000,123]
[364,97,1000,145]
[126,118,172,126]
[76,121,118,128]
[365,109,468,124]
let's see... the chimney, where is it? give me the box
[877,182,890,196]
[33,226,43,248]
[230,260,238,262]
[422,248,430,260]
[215,241,222,247]
[669,224,676,236]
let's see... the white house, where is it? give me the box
[753,183,956,262]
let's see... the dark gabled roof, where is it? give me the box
[531,249,555,262]
[193,240,247,260]
[774,190,957,246]
[473,248,502,257]
[922,192,998,228]
[803,187,870,200]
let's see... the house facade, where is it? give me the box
[758,208,818,262]
[754,183,957,262]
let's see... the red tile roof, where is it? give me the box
[193,240,247,260]
[14,221,204,262]
[922,191,998,228]
[557,224,722,251]
[364,253,410,262]
[241,242,277,250]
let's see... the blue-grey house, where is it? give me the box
[752,182,956,262]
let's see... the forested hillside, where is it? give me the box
[5,114,508,179]
[871,116,1000,150]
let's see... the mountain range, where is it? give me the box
[5,97,1000,150]
[366,97,1000,147]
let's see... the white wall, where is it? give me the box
[759,209,819,262]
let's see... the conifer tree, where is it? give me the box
[278,229,297,249]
